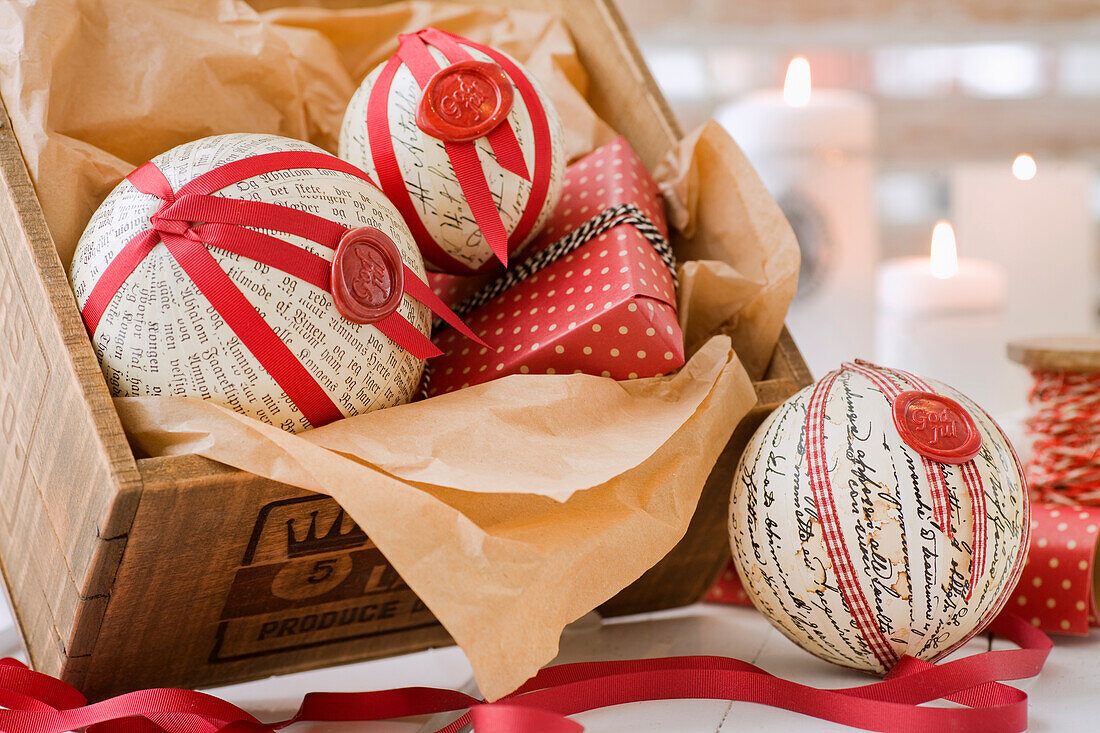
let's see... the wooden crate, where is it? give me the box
[0,0,811,700]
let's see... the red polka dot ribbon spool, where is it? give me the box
[1008,503,1100,634]
[728,360,1029,672]
[340,27,565,275]
[70,133,482,433]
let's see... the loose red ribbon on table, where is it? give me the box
[367,28,555,274]
[80,150,483,429]
[0,611,1051,733]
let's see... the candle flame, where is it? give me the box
[783,57,812,107]
[929,220,958,279]
[1012,153,1037,181]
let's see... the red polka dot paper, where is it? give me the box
[426,137,683,397]
[531,136,668,244]
[706,564,753,607]
[1009,503,1099,635]
[426,135,668,311]
[708,502,1100,637]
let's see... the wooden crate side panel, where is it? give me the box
[0,96,143,674]
[766,326,815,386]
[0,475,69,675]
[0,99,142,543]
[74,455,451,699]
[560,0,682,168]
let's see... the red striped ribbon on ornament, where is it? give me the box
[935,397,1031,661]
[844,362,956,540]
[844,363,994,603]
[366,27,554,274]
[0,612,1051,733]
[80,151,483,429]
[805,368,902,670]
[855,362,1030,663]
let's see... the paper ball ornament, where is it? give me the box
[70,133,478,433]
[728,360,1029,672]
[339,26,565,275]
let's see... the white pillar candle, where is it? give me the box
[951,159,1096,426]
[717,57,878,378]
[875,221,1008,416]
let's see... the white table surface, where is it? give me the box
[2,597,1094,731]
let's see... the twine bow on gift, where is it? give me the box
[79,150,483,429]
[421,203,677,398]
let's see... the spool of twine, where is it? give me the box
[1009,336,1100,506]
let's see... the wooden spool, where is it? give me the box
[1009,336,1100,611]
[1008,335,1100,374]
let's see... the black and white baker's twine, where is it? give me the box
[421,204,678,398]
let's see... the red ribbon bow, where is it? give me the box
[80,150,484,429]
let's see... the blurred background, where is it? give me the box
[618,0,1100,437]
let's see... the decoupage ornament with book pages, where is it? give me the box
[729,360,1029,672]
[339,27,565,275]
[70,133,481,433]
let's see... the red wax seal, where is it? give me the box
[331,227,405,325]
[892,390,982,464]
[416,60,514,143]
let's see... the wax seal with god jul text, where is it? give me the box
[69,133,482,433]
[416,59,514,142]
[728,360,1029,673]
[892,390,983,464]
[331,227,406,324]
[340,27,565,275]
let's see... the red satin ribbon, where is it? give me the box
[80,151,484,429]
[396,32,511,267]
[400,31,531,182]
[0,612,1050,733]
[367,28,553,274]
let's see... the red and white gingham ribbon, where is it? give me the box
[804,367,901,670]
[844,361,988,602]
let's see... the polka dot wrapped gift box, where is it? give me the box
[425,137,684,396]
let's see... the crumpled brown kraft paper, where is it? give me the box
[116,336,756,701]
[0,0,798,701]
[657,122,801,380]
